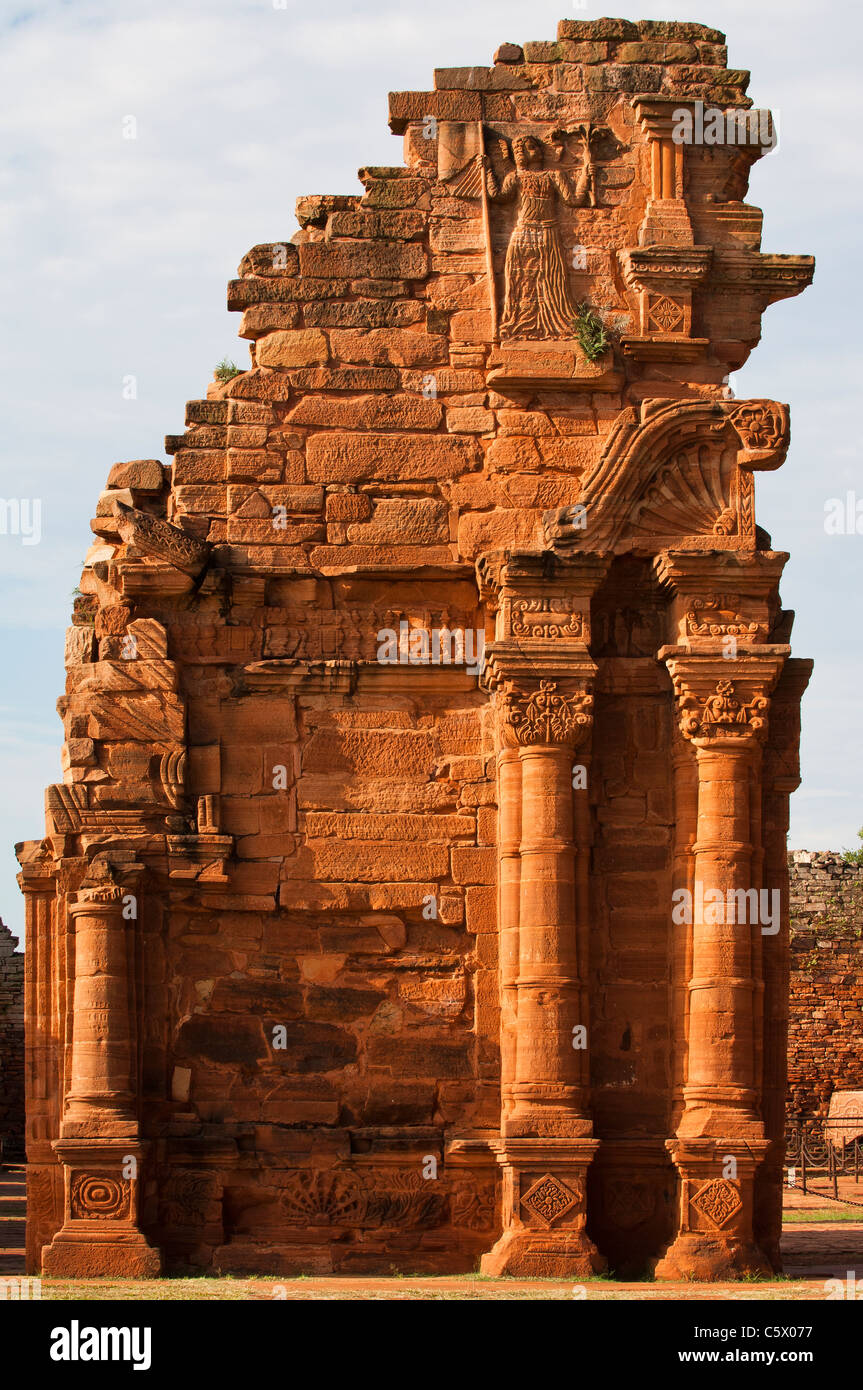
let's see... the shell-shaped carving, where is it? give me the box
[628,441,736,540]
[159,749,187,810]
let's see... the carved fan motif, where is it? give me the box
[627,441,737,540]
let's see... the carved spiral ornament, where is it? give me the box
[70,1173,130,1221]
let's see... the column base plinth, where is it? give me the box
[653,1137,771,1282]
[480,1137,605,1278]
[653,1231,771,1282]
[43,1136,161,1279]
[481,1227,604,1278]
[42,1228,161,1279]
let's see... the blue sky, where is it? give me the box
[0,0,859,944]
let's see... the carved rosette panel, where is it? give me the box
[70,1173,131,1221]
[646,293,686,334]
[689,1178,742,1230]
[672,677,771,744]
[727,400,789,468]
[520,1173,582,1227]
[159,1171,219,1229]
[502,680,593,748]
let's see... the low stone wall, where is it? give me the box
[0,920,24,1160]
[788,851,863,1116]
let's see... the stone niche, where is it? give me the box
[17,15,813,1280]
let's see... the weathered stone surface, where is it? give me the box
[17,15,813,1285]
[307,431,479,482]
[256,329,329,368]
[106,459,165,491]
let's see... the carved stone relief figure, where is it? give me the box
[481,134,590,339]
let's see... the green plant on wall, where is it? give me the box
[841,826,863,865]
[574,302,611,362]
[214,357,243,383]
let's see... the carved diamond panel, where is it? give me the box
[520,1173,580,1227]
[690,1178,742,1229]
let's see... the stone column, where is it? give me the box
[477,550,610,1277]
[655,650,785,1279]
[63,894,137,1132]
[496,745,521,1121]
[42,861,160,1276]
[481,678,603,1276]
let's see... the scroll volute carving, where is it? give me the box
[113,501,211,577]
[501,593,589,644]
[672,676,771,744]
[76,857,125,906]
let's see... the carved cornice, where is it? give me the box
[653,549,788,650]
[500,680,594,749]
[710,251,814,304]
[620,246,712,287]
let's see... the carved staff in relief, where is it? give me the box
[442,122,499,339]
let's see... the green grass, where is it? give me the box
[783,1208,863,1223]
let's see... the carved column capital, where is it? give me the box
[661,650,786,748]
[499,680,594,749]
[672,676,771,746]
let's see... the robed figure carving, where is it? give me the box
[479,133,591,339]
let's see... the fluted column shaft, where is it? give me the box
[509,744,590,1136]
[497,747,521,1117]
[64,896,136,1133]
[682,741,760,1131]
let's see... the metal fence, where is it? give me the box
[784,1114,863,1196]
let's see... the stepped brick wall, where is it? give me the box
[788,852,863,1117]
[0,921,24,1161]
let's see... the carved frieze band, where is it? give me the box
[684,597,765,641]
[510,597,584,641]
